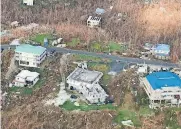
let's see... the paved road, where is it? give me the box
[1,44,180,68]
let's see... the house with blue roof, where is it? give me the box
[142,71,181,108]
[15,44,47,67]
[151,44,170,60]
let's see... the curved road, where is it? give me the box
[1,44,180,68]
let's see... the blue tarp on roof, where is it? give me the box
[153,44,170,51]
[146,72,181,90]
[15,44,46,55]
[155,53,170,56]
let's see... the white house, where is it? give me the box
[10,39,20,46]
[12,70,39,87]
[87,16,101,28]
[15,44,47,67]
[66,68,108,103]
[23,0,34,6]
[141,71,181,109]
[137,64,148,74]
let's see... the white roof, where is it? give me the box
[67,68,103,84]
[10,39,20,46]
[16,70,39,81]
[87,16,101,22]
[137,65,147,73]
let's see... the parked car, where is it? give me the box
[1,48,4,52]
[70,95,78,99]
[47,49,56,56]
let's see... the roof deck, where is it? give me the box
[67,68,103,84]
[16,70,39,81]
[15,44,46,55]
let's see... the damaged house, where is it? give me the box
[66,67,108,103]
[87,16,102,28]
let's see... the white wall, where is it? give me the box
[15,51,46,67]
[143,78,181,101]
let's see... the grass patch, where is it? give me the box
[108,42,128,52]
[114,110,141,127]
[9,87,33,95]
[30,33,53,45]
[90,42,102,52]
[21,87,33,95]
[61,101,116,111]
[67,38,80,47]
[101,74,112,86]
[88,62,110,73]
[139,106,154,117]
[73,54,102,62]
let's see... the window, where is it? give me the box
[20,61,29,65]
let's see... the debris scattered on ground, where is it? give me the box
[74,102,80,106]
[121,120,134,127]
[44,82,70,106]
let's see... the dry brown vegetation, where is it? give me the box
[2,102,117,129]
[107,70,139,105]
[2,1,181,41]
[2,0,181,60]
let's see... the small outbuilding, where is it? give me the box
[23,0,34,6]
[87,16,101,28]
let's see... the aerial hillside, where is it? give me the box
[1,0,181,60]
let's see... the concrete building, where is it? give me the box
[151,44,170,60]
[141,71,181,108]
[12,70,39,87]
[137,64,148,75]
[87,16,101,28]
[15,44,46,67]
[66,68,108,103]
